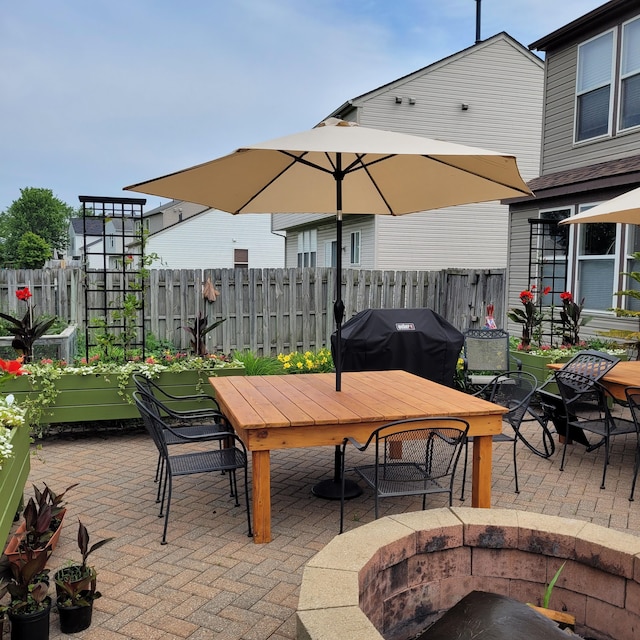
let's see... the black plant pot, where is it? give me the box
[57,599,93,634]
[8,597,51,640]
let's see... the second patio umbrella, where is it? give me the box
[560,185,640,225]
[125,118,532,390]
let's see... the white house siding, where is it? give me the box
[540,34,640,174]
[274,33,544,271]
[145,210,284,269]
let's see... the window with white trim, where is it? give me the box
[325,240,337,267]
[297,229,317,267]
[349,231,360,266]
[576,30,614,142]
[620,16,640,131]
[624,225,640,311]
[575,204,618,311]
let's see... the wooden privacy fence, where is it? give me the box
[0,268,505,356]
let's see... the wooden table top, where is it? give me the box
[210,370,506,442]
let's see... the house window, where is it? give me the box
[234,248,248,269]
[349,231,360,266]
[620,17,640,131]
[325,240,337,267]
[297,230,317,267]
[624,225,640,311]
[575,205,617,311]
[576,30,614,142]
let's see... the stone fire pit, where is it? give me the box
[297,508,640,640]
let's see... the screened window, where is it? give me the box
[576,31,614,141]
[576,204,617,310]
[325,240,337,267]
[349,231,360,266]
[624,226,640,312]
[297,229,317,267]
[620,17,640,130]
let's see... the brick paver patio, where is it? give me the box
[10,416,640,639]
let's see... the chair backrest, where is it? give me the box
[374,417,469,482]
[485,371,537,428]
[133,391,169,457]
[554,369,607,418]
[625,387,640,430]
[559,349,620,382]
[463,329,510,373]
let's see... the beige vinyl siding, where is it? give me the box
[275,33,543,271]
[541,37,640,174]
[506,207,539,334]
[146,211,284,269]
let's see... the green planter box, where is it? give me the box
[0,426,30,548]
[3,367,245,424]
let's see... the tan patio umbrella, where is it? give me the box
[560,185,640,225]
[125,118,532,391]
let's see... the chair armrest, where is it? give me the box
[162,424,234,443]
[510,354,522,371]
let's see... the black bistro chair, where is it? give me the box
[339,417,469,533]
[133,390,252,544]
[554,369,635,491]
[132,374,231,489]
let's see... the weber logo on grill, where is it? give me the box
[395,323,415,331]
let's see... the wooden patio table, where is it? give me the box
[547,360,640,402]
[209,369,506,543]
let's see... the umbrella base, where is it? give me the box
[312,478,362,500]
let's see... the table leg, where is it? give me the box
[251,450,271,543]
[471,435,492,508]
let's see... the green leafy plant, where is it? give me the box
[6,547,51,614]
[232,350,283,375]
[0,287,56,361]
[277,348,334,373]
[54,520,113,607]
[182,313,226,356]
[507,285,551,348]
[15,483,77,552]
[542,561,566,609]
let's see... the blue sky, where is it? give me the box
[1,0,604,213]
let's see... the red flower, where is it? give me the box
[560,291,573,302]
[519,290,533,303]
[542,286,552,296]
[0,357,27,376]
[15,287,32,301]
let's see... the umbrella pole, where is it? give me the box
[334,212,344,392]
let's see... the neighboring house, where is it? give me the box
[272,32,544,271]
[68,217,135,270]
[506,0,640,342]
[143,204,284,269]
[142,200,208,234]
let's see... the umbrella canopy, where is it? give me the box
[125,118,532,390]
[560,185,640,225]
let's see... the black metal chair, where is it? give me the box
[534,350,620,446]
[132,374,231,489]
[555,370,636,490]
[624,387,640,502]
[133,391,252,544]
[461,329,522,392]
[339,417,469,533]
[459,371,551,498]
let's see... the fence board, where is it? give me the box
[0,267,504,357]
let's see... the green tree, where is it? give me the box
[16,231,51,268]
[1,188,73,265]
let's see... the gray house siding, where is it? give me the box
[275,33,544,272]
[542,44,640,175]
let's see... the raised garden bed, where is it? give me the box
[2,366,245,425]
[0,426,30,548]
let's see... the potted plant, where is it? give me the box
[54,520,113,633]
[4,483,77,566]
[5,547,52,640]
